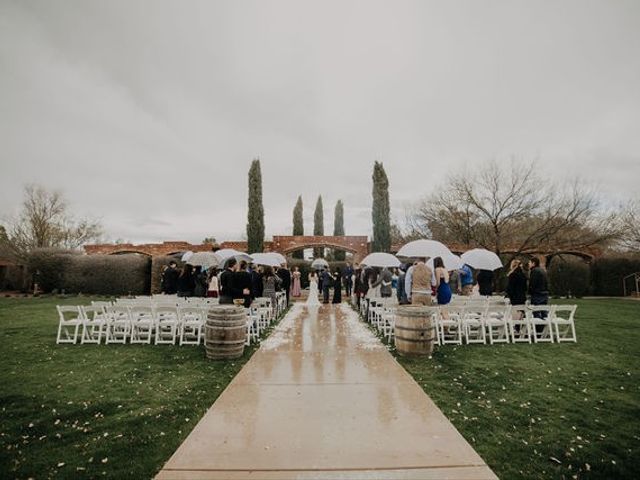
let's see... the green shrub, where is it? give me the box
[591,255,640,296]
[63,254,151,295]
[548,255,590,298]
[26,249,78,293]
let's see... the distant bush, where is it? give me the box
[548,255,590,298]
[591,255,640,296]
[26,250,151,295]
[64,254,151,295]
[26,249,78,292]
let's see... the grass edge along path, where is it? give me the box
[357,298,640,480]
[0,296,287,479]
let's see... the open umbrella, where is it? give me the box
[361,252,402,268]
[249,253,281,267]
[427,252,463,270]
[186,251,222,269]
[461,249,503,271]
[265,252,287,264]
[396,239,452,260]
[215,248,253,263]
[311,258,329,270]
[181,251,194,262]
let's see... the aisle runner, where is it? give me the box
[156,304,497,479]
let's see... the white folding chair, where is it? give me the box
[79,305,107,344]
[381,305,397,342]
[528,305,555,343]
[155,306,179,345]
[438,306,464,345]
[507,305,531,343]
[56,305,82,344]
[485,304,511,344]
[105,305,131,344]
[178,307,204,345]
[462,301,487,344]
[552,305,578,343]
[129,306,154,344]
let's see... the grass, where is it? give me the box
[393,299,640,479]
[0,296,274,479]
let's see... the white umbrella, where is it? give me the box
[461,249,503,271]
[265,252,287,264]
[215,248,253,263]
[361,252,402,268]
[427,252,463,271]
[311,258,329,269]
[181,251,194,262]
[396,239,452,260]
[249,253,281,267]
[186,251,222,269]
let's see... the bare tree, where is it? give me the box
[409,159,621,262]
[2,185,102,258]
[620,198,640,252]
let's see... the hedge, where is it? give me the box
[590,256,640,296]
[548,256,590,298]
[26,249,152,295]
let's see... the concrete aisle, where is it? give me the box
[156,304,498,479]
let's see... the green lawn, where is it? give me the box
[395,299,640,479]
[0,296,269,479]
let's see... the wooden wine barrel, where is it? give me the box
[205,306,247,360]
[394,306,437,356]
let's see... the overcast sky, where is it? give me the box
[1,0,638,244]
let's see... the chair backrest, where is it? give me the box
[155,306,179,319]
[526,305,555,319]
[129,305,154,319]
[178,306,203,321]
[57,305,81,321]
[80,305,106,320]
[91,301,112,308]
[552,304,577,321]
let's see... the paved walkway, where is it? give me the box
[156,304,497,479]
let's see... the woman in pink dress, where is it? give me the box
[291,266,302,297]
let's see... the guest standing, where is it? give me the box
[343,263,354,297]
[505,259,527,317]
[291,267,302,298]
[332,269,342,303]
[277,263,292,306]
[477,269,494,296]
[207,268,219,298]
[193,266,207,297]
[176,264,195,298]
[410,259,433,306]
[458,264,474,296]
[163,261,179,294]
[219,259,238,304]
[262,266,282,308]
[249,264,263,299]
[371,267,393,298]
[433,257,452,305]
[235,260,253,307]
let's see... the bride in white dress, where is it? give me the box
[306,272,321,306]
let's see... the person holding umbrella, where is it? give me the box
[277,263,291,306]
[332,268,342,303]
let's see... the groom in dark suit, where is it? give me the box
[321,268,332,304]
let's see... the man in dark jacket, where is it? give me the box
[235,261,253,307]
[277,263,291,306]
[321,268,332,304]
[343,263,354,297]
[528,257,549,330]
[249,264,263,299]
[164,261,179,294]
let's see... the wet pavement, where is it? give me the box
[156,304,497,479]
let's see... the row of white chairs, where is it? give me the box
[56,295,282,347]
[363,297,577,346]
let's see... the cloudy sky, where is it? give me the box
[1,0,638,244]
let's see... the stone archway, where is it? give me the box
[271,236,369,262]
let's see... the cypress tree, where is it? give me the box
[292,195,304,259]
[372,161,391,252]
[313,195,324,258]
[246,159,265,253]
[333,199,345,260]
